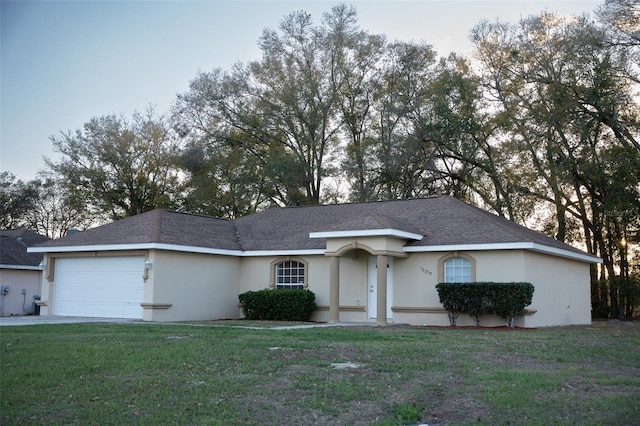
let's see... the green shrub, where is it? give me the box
[436,282,534,327]
[465,283,488,326]
[435,282,489,326]
[486,282,534,327]
[238,289,316,321]
[435,283,466,325]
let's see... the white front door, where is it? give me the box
[368,256,393,319]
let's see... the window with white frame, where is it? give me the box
[275,260,305,290]
[444,257,472,283]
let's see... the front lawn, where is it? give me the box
[1,321,638,425]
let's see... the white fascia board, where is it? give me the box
[403,242,602,264]
[237,249,326,257]
[404,242,535,253]
[28,243,243,256]
[309,229,423,241]
[28,243,325,258]
[0,264,42,271]
[28,241,600,263]
[529,243,603,263]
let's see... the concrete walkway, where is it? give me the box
[0,316,139,326]
[231,322,384,330]
[0,316,398,328]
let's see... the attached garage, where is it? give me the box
[53,256,145,319]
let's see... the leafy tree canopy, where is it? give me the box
[46,107,184,221]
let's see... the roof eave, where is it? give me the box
[28,243,324,257]
[404,242,602,264]
[28,243,242,256]
[29,241,602,264]
[0,264,43,271]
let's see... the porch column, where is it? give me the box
[376,255,387,325]
[329,255,340,323]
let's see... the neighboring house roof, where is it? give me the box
[0,229,50,269]
[29,197,601,263]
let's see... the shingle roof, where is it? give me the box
[31,196,594,259]
[234,197,589,255]
[33,210,241,251]
[313,213,424,236]
[0,229,50,266]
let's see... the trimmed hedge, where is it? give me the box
[238,289,316,321]
[436,282,534,327]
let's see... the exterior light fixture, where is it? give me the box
[143,258,153,282]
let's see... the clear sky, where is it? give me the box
[1,0,600,182]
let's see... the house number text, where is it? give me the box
[420,266,433,276]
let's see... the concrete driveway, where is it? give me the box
[0,316,138,326]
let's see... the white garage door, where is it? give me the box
[54,256,145,319]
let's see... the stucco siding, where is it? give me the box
[392,255,438,308]
[453,251,529,327]
[237,256,328,319]
[392,254,441,325]
[392,251,535,326]
[238,257,273,293]
[32,246,594,326]
[0,268,42,316]
[147,250,240,322]
[391,250,590,327]
[474,251,526,282]
[38,254,53,316]
[308,255,333,322]
[337,250,369,312]
[523,252,591,327]
[238,257,283,319]
[237,253,371,322]
[325,236,408,256]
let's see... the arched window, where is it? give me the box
[274,259,306,290]
[438,253,476,283]
[444,257,472,283]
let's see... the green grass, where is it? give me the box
[1,321,639,425]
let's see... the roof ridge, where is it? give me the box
[151,210,164,242]
[149,209,234,243]
[232,220,243,251]
[163,209,234,222]
[278,196,442,211]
